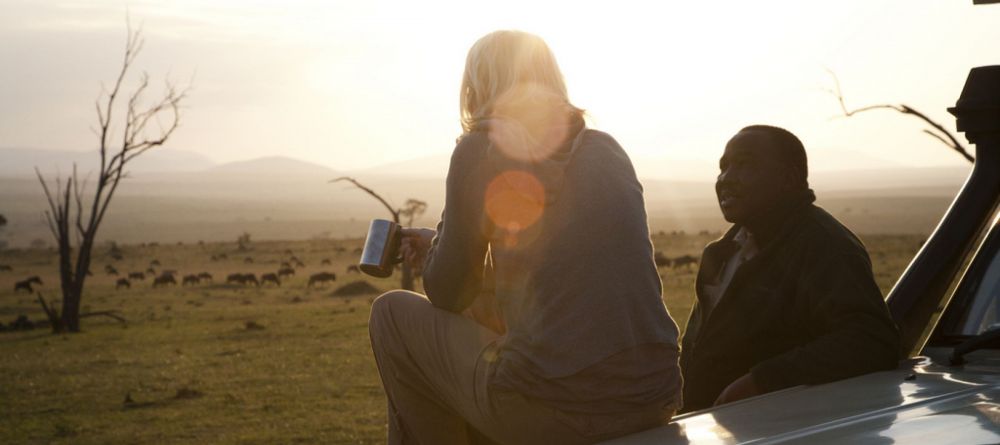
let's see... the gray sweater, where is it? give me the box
[423,126,680,406]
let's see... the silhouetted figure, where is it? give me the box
[679,125,900,412]
[369,30,681,444]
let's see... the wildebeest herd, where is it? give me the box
[0,247,366,294]
[90,250,356,291]
[0,247,700,296]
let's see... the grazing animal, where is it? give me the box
[352,247,363,254]
[0,264,12,272]
[261,273,281,287]
[307,272,337,287]
[280,261,292,269]
[150,259,161,267]
[244,257,254,264]
[128,271,146,280]
[294,259,306,268]
[197,272,213,282]
[346,264,361,274]
[15,276,43,293]
[110,252,124,261]
[182,275,201,286]
[152,274,177,288]
[241,273,260,287]
[162,269,178,277]
[226,273,259,286]
[284,249,294,255]
[277,267,295,278]
[14,280,35,294]
[115,278,131,290]
[654,251,671,268]
[146,267,156,276]
[320,258,332,266]
[672,254,699,270]
[105,264,119,275]
[226,273,243,285]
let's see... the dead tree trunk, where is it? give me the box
[35,22,186,333]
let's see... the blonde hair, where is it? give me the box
[460,30,582,135]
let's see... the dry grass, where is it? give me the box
[0,233,922,444]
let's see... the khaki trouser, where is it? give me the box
[368,290,673,445]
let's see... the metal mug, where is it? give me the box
[359,219,403,278]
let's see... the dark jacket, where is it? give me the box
[679,197,900,413]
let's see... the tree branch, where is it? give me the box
[825,69,974,163]
[330,177,400,222]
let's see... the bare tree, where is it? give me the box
[237,232,252,251]
[825,70,974,163]
[399,199,428,227]
[34,22,187,333]
[330,177,426,291]
[0,213,7,250]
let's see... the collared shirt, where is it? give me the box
[701,228,759,317]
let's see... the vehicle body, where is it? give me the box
[602,64,1000,444]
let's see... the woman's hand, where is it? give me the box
[399,227,436,274]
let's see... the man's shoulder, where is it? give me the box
[795,204,869,256]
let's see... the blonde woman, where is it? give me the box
[369,30,682,444]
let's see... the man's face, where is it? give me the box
[716,131,792,225]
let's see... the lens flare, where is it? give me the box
[487,82,571,163]
[485,170,546,248]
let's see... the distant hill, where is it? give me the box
[0,147,217,177]
[209,156,337,178]
[0,148,973,247]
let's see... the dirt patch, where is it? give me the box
[329,280,380,297]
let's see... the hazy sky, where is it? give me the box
[1,0,997,173]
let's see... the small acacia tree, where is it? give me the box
[331,177,427,291]
[35,23,187,333]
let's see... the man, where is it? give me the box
[679,125,900,413]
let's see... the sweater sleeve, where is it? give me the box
[422,134,492,313]
[750,249,901,392]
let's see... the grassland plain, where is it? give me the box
[0,233,922,444]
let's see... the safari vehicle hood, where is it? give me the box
[605,351,1000,444]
